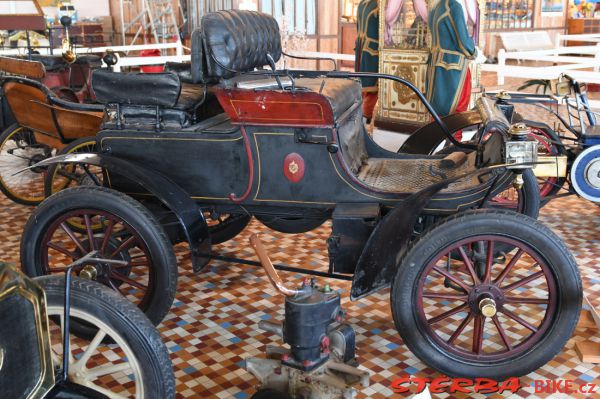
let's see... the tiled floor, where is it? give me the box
[4,72,600,398]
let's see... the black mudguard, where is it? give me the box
[350,166,502,300]
[27,153,211,272]
[399,111,483,155]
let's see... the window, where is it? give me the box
[484,0,535,31]
[260,0,317,35]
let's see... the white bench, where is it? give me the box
[499,31,554,53]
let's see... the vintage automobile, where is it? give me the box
[19,10,581,379]
[0,260,174,398]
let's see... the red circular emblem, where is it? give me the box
[283,153,305,183]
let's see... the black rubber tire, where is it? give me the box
[485,169,540,220]
[208,213,251,244]
[391,209,581,380]
[20,186,178,326]
[38,275,175,398]
[44,137,100,198]
[256,215,327,234]
[0,123,48,206]
[251,389,292,399]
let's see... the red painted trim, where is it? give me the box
[229,125,254,203]
[215,87,335,127]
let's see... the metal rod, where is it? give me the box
[209,253,354,281]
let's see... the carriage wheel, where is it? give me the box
[391,210,581,379]
[0,123,53,205]
[44,137,102,198]
[39,276,175,398]
[485,169,540,220]
[20,186,178,326]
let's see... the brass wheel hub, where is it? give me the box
[479,297,497,318]
[79,264,98,280]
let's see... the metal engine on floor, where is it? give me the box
[246,235,369,399]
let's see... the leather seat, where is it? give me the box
[293,78,360,120]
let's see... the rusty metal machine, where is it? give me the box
[246,234,369,399]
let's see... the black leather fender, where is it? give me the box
[350,166,503,300]
[399,111,483,155]
[24,153,211,272]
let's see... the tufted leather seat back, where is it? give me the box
[201,10,282,79]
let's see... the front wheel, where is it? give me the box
[485,169,540,220]
[391,210,581,379]
[20,186,178,326]
[39,276,175,398]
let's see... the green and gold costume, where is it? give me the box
[426,0,475,116]
[355,0,379,92]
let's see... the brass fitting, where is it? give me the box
[79,265,98,280]
[513,173,524,190]
[496,91,512,100]
[508,123,531,139]
[479,298,497,318]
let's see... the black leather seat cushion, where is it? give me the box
[201,10,282,79]
[294,78,361,120]
[92,69,181,107]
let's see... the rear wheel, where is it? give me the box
[391,210,581,379]
[39,276,175,398]
[20,186,178,326]
[0,124,53,205]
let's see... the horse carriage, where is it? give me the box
[18,10,581,380]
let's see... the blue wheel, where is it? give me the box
[571,145,600,203]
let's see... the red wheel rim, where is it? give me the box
[40,209,155,310]
[416,236,557,361]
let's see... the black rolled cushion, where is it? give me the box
[92,69,181,107]
[202,10,282,79]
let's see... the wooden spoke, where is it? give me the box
[483,241,494,283]
[109,272,148,291]
[60,222,87,254]
[109,236,137,259]
[505,296,549,305]
[422,292,468,301]
[447,312,474,345]
[428,303,469,325]
[100,219,116,254]
[472,315,485,354]
[502,270,544,293]
[494,248,524,286]
[492,315,512,350]
[47,242,78,259]
[432,266,472,293]
[457,245,480,285]
[502,308,539,333]
[84,214,95,250]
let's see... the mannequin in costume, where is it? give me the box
[426,0,477,117]
[355,0,379,122]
